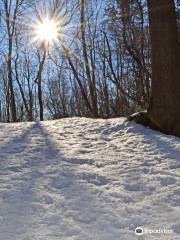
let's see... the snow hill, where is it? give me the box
[0,118,180,240]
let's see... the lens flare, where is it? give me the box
[33,17,59,47]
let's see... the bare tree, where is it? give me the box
[80,0,98,117]
[3,0,19,121]
[35,46,47,121]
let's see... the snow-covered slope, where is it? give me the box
[0,118,180,240]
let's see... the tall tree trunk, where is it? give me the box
[4,0,18,122]
[147,0,180,136]
[7,42,17,122]
[80,0,98,117]
[36,49,46,121]
[38,76,43,121]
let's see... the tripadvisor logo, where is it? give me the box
[135,227,143,235]
[135,226,173,236]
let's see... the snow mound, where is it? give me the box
[0,118,180,239]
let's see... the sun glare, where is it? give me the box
[35,17,59,45]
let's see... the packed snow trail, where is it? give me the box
[0,118,180,240]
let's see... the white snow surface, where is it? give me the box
[0,118,180,240]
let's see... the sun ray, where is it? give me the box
[32,16,59,48]
[25,1,80,59]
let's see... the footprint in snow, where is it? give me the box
[160,177,176,186]
[79,172,110,186]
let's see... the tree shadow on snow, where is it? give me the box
[0,122,126,239]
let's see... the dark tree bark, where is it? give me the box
[80,0,98,117]
[4,0,17,122]
[35,48,46,121]
[147,0,180,136]
[7,42,17,122]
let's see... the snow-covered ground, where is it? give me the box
[0,118,180,240]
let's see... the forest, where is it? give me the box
[0,1,180,238]
[0,0,179,133]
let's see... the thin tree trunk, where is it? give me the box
[36,49,46,121]
[80,0,98,117]
[38,75,43,121]
[60,41,94,116]
[7,38,17,122]
[4,0,18,122]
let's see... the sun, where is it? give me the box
[34,17,59,46]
